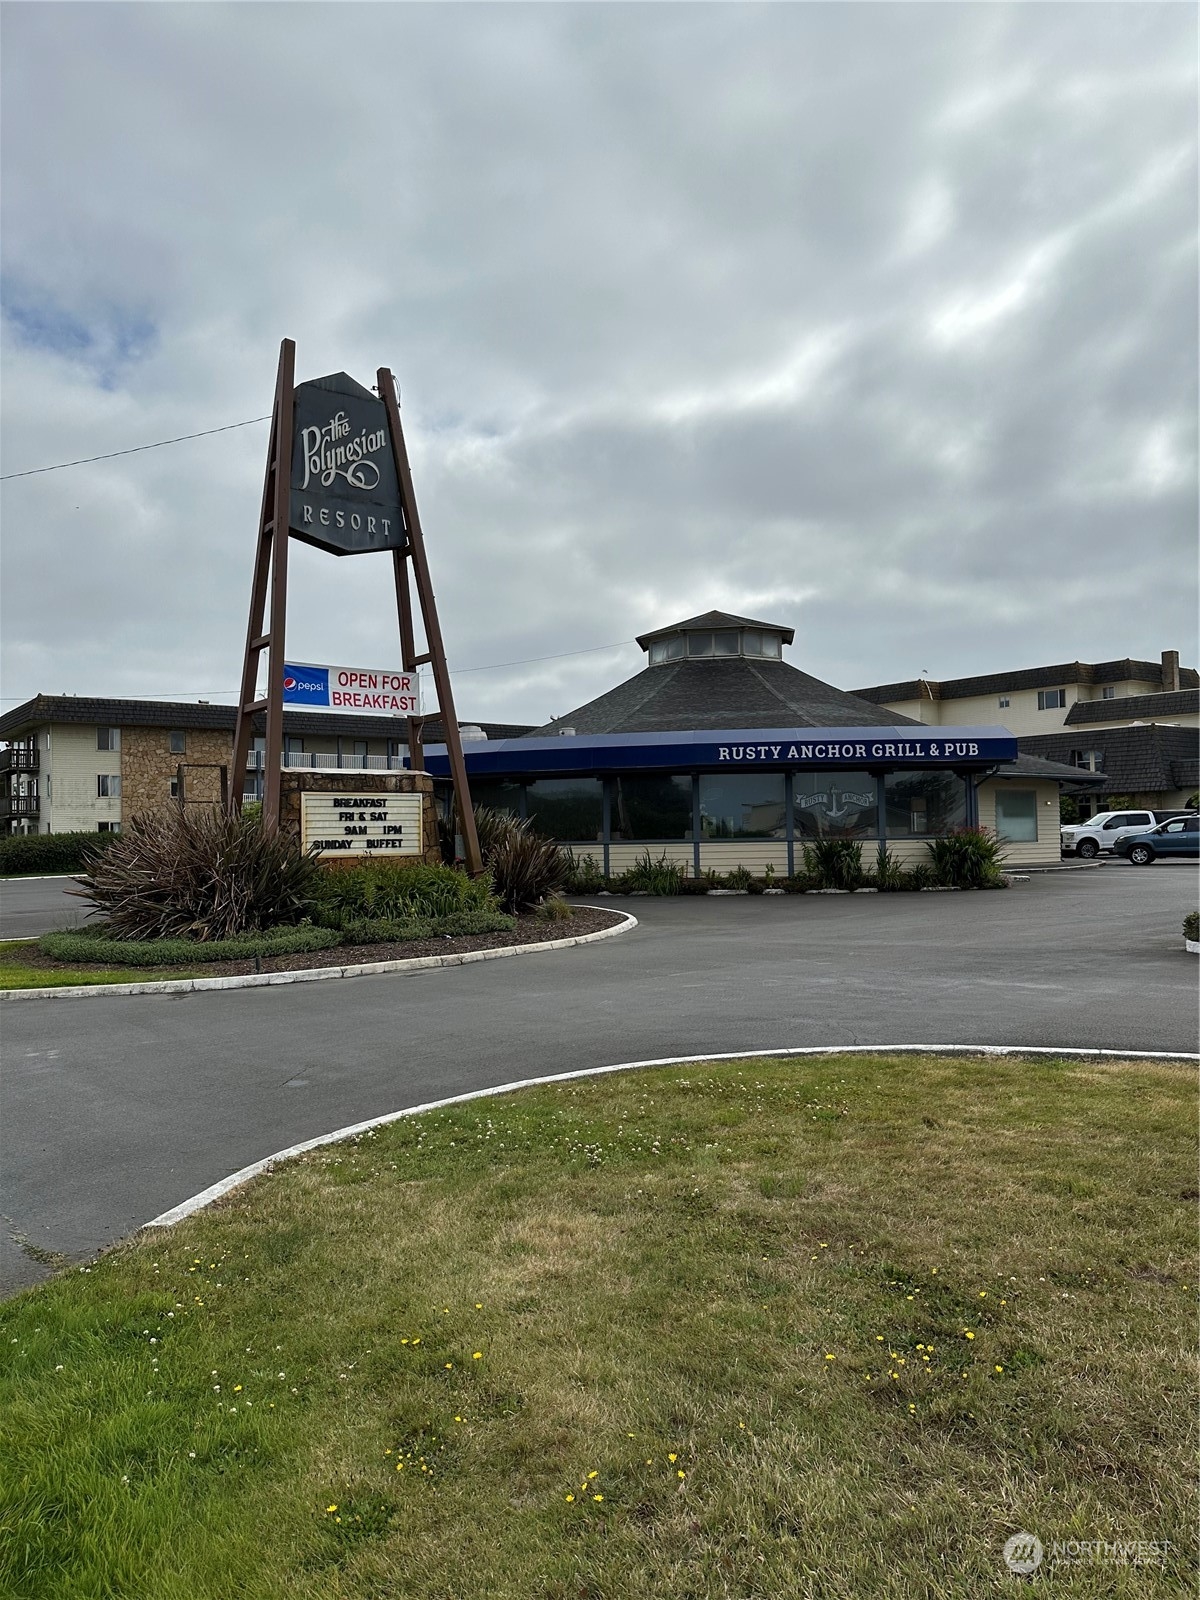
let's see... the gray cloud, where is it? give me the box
[2,2,1195,726]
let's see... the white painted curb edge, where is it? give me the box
[1186,938,1199,955]
[0,907,638,1001]
[145,1043,1198,1230]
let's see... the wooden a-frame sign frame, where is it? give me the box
[231,338,483,876]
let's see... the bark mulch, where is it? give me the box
[9,906,628,981]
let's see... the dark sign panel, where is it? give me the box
[288,372,405,556]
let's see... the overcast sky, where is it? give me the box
[2,2,1196,728]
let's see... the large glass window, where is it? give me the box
[611,774,693,839]
[687,632,713,657]
[524,778,604,840]
[699,773,786,839]
[471,780,522,816]
[793,772,878,839]
[995,789,1038,843]
[884,771,967,837]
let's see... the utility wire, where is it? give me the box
[0,415,272,480]
[0,640,637,702]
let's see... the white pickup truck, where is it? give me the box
[1060,809,1189,858]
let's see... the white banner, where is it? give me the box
[282,660,421,715]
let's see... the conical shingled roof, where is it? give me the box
[532,634,922,736]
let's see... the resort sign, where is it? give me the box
[282,661,420,715]
[288,372,405,556]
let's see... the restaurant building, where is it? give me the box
[423,611,1090,870]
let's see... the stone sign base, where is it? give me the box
[280,770,440,863]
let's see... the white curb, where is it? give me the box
[145,1043,1198,1230]
[0,907,637,1002]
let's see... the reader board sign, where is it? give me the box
[301,792,424,857]
[283,662,420,715]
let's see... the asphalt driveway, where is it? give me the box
[2,866,1196,1296]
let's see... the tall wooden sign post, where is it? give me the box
[231,338,483,876]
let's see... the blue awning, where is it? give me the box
[417,725,1018,777]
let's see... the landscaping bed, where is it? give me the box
[0,907,625,985]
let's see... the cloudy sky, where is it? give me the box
[2,2,1196,728]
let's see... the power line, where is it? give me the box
[0,415,272,480]
[0,639,638,702]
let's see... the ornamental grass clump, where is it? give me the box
[617,849,686,895]
[925,827,1008,889]
[801,838,865,890]
[71,805,321,941]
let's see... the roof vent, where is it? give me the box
[558,725,576,737]
[459,724,486,742]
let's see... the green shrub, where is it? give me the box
[534,897,575,923]
[459,807,567,913]
[925,827,1008,889]
[618,849,686,895]
[1185,911,1199,943]
[0,831,118,877]
[722,865,756,892]
[801,839,865,890]
[781,874,814,893]
[872,843,909,892]
[562,849,605,894]
[314,859,496,928]
[72,807,321,940]
[39,925,340,967]
[338,909,515,945]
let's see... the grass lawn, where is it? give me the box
[2,1053,1194,1598]
[0,941,206,990]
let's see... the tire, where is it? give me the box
[1076,838,1100,859]
[1128,845,1155,866]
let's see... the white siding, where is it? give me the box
[977,779,1062,865]
[45,724,121,832]
[698,841,789,875]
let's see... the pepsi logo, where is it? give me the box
[284,677,297,691]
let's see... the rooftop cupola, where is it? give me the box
[636,610,795,667]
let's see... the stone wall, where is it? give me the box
[279,769,439,862]
[122,727,234,821]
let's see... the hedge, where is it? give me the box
[338,909,516,945]
[0,832,117,876]
[38,925,342,967]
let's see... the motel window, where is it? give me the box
[97,727,120,751]
[1101,686,1116,700]
[998,695,1010,708]
[352,740,368,763]
[97,821,121,833]
[994,789,1038,843]
[169,729,186,754]
[883,771,966,838]
[470,780,522,816]
[1068,750,1104,773]
[793,772,879,840]
[699,773,786,839]
[1037,689,1066,710]
[610,774,693,840]
[524,778,604,841]
[97,774,121,798]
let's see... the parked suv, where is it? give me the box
[1114,814,1200,864]
[1060,810,1190,859]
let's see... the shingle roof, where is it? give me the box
[1018,726,1200,797]
[634,611,795,648]
[531,658,924,736]
[0,694,530,746]
[853,658,1198,704]
[1064,689,1199,725]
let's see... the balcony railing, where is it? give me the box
[1,793,40,818]
[276,752,408,771]
[0,747,39,774]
